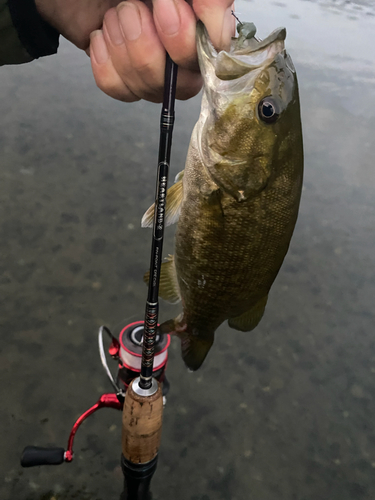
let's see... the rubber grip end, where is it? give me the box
[21,446,65,467]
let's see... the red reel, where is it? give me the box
[117,321,170,394]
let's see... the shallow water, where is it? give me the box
[1,0,375,499]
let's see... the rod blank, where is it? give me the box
[139,55,178,390]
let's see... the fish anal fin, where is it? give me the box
[228,295,268,332]
[141,170,184,228]
[143,255,181,304]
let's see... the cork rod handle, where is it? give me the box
[121,379,164,464]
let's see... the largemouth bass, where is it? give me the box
[142,21,303,371]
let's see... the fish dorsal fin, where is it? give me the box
[228,295,268,332]
[143,255,181,304]
[141,170,184,228]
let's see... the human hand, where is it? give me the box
[89,0,235,103]
[34,0,121,50]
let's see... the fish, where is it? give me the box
[142,21,303,371]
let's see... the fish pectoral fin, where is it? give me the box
[143,254,181,304]
[179,333,214,371]
[228,295,268,332]
[159,255,181,304]
[141,170,184,228]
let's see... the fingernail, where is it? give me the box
[118,2,142,42]
[90,30,109,64]
[104,9,124,46]
[154,0,180,36]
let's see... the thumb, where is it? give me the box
[193,1,235,51]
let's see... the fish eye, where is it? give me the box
[258,97,279,124]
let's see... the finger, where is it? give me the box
[102,1,167,102]
[104,1,202,102]
[192,0,235,50]
[95,6,202,103]
[90,30,140,102]
[175,67,203,101]
[115,1,167,101]
[152,0,199,71]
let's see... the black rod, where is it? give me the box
[120,455,157,500]
[139,54,178,390]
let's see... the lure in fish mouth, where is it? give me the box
[198,20,289,82]
[142,21,303,371]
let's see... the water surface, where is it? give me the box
[1,1,375,499]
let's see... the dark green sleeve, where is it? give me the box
[0,0,31,64]
[0,0,59,66]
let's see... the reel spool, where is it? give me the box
[117,321,170,395]
[100,321,171,399]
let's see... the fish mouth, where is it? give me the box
[197,22,288,81]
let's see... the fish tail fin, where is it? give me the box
[179,335,214,371]
[159,318,214,371]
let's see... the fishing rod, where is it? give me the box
[20,53,178,500]
[120,53,178,499]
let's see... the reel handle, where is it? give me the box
[21,446,65,467]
